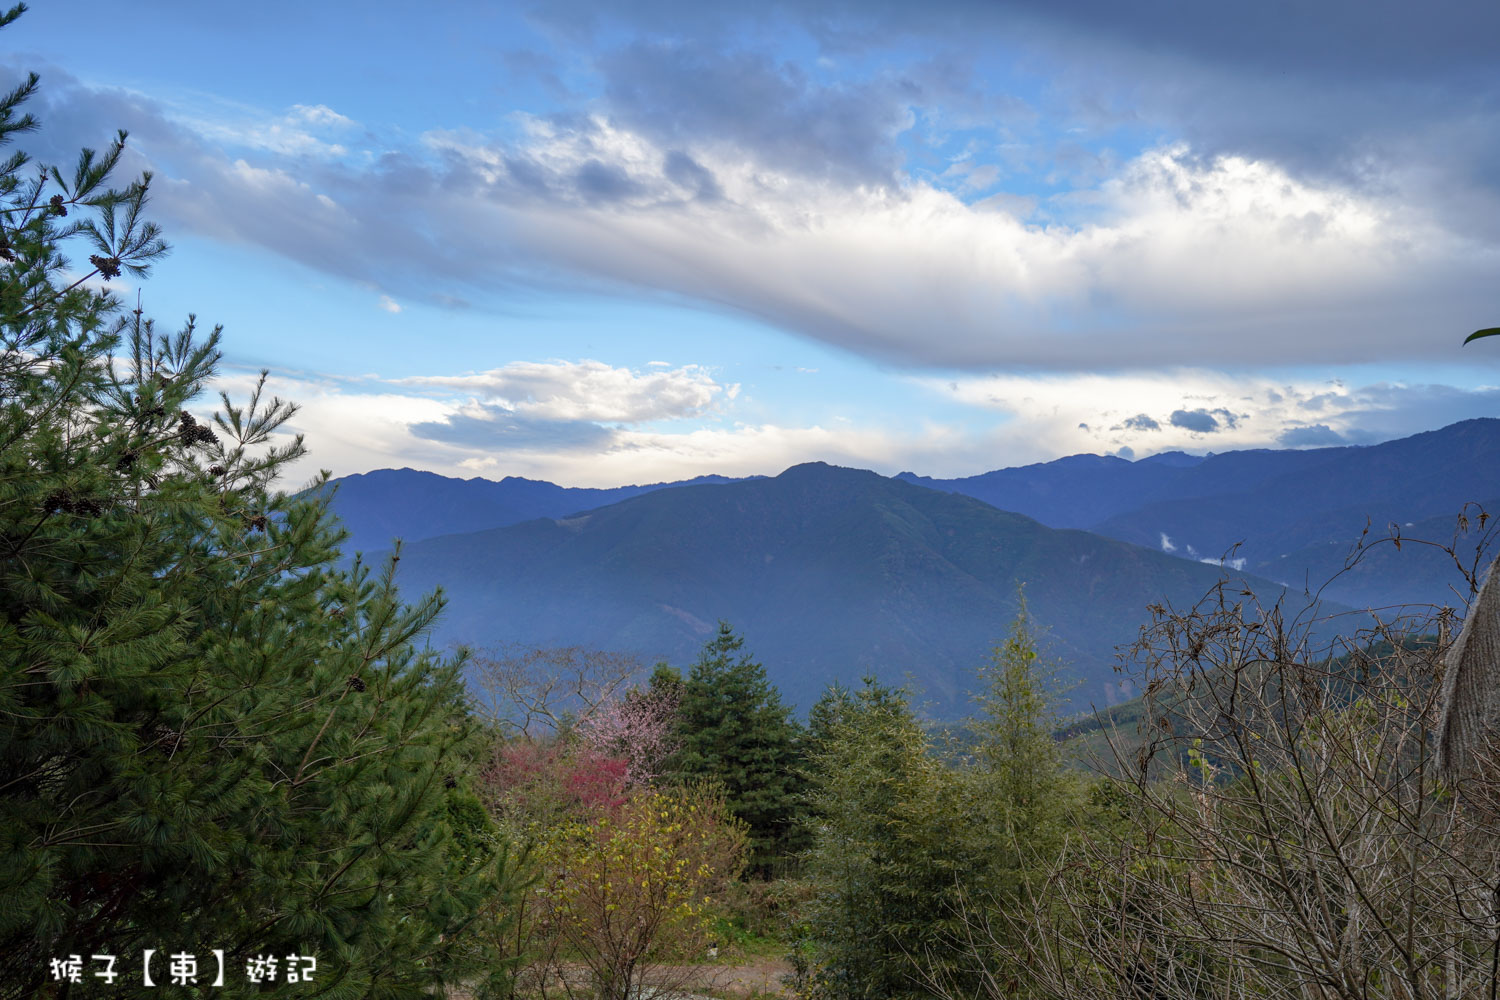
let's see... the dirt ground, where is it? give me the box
[444,956,795,999]
[659,955,793,997]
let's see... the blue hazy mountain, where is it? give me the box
[320,420,1498,676]
[311,468,754,557]
[373,462,1347,714]
[900,419,1500,608]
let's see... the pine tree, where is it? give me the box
[804,680,848,751]
[0,22,516,997]
[950,596,1079,996]
[670,622,805,877]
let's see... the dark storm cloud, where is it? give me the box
[597,39,912,186]
[529,0,1500,237]
[662,150,723,202]
[1169,409,1218,433]
[1117,413,1160,432]
[527,0,1494,89]
[1169,407,1242,434]
[7,5,1497,377]
[410,406,617,452]
[573,159,644,203]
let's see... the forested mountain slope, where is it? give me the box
[380,462,1347,712]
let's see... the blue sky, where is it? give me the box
[7,0,1499,485]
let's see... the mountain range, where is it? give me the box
[315,418,1500,713]
[311,468,753,558]
[343,463,1346,714]
[900,419,1500,609]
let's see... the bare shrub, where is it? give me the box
[468,644,642,738]
[1011,577,1500,1000]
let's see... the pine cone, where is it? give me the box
[42,490,105,517]
[89,254,122,280]
[177,412,218,446]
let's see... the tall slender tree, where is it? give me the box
[798,605,1079,1000]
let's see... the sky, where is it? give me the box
[6,0,1499,487]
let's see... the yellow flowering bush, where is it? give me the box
[536,786,746,1000]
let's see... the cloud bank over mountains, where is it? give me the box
[202,362,1500,488]
[12,0,1499,484]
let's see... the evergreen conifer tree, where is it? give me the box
[799,677,992,1000]
[670,622,804,876]
[971,593,1072,890]
[803,679,850,758]
[0,21,516,996]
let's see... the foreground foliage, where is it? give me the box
[534,787,746,1000]
[478,690,749,1000]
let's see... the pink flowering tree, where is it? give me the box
[479,740,633,827]
[576,685,681,787]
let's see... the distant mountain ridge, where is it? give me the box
[319,419,1500,701]
[374,462,1347,714]
[902,418,1500,608]
[310,468,756,557]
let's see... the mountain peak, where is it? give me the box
[777,461,872,479]
[1137,450,1204,468]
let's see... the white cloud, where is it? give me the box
[289,104,356,129]
[203,369,458,488]
[377,294,402,313]
[180,101,359,159]
[450,122,1481,369]
[397,359,733,424]
[47,73,1492,374]
[17,39,1500,380]
[203,361,1500,490]
[916,368,1500,466]
[204,366,973,488]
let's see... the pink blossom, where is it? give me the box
[576,686,680,787]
